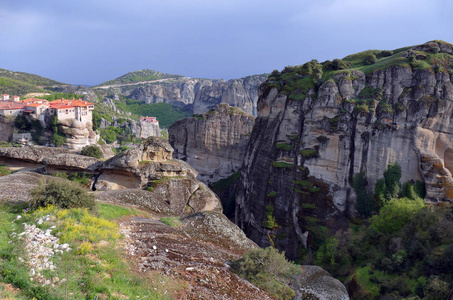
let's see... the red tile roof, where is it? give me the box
[25,103,44,108]
[49,98,94,109]
[21,98,49,104]
[0,102,25,110]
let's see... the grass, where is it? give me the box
[0,201,163,300]
[98,69,183,86]
[160,217,181,227]
[276,143,293,151]
[52,172,92,188]
[97,202,145,220]
[300,149,318,157]
[272,161,294,168]
[0,165,13,176]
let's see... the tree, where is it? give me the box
[351,172,375,217]
[81,145,103,159]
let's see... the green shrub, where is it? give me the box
[263,204,278,229]
[276,143,292,151]
[29,179,95,211]
[323,59,349,71]
[370,197,424,234]
[362,53,377,65]
[231,247,299,300]
[14,115,31,131]
[52,133,66,147]
[81,145,103,159]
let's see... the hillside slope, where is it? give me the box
[0,68,66,96]
[98,69,184,86]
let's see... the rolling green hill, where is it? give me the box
[98,69,184,86]
[0,68,66,96]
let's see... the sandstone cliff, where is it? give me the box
[235,40,453,259]
[120,75,267,116]
[169,104,255,184]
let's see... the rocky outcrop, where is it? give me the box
[94,137,223,216]
[58,118,99,150]
[292,266,349,300]
[128,75,267,116]
[120,215,274,299]
[0,146,101,172]
[0,117,14,141]
[235,41,453,259]
[99,116,160,140]
[169,104,255,184]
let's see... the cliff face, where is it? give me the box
[168,104,255,184]
[235,41,453,258]
[128,75,267,116]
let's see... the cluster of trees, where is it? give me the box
[314,163,452,299]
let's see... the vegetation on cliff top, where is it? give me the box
[265,40,453,104]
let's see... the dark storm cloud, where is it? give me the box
[1,0,452,85]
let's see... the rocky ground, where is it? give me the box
[120,213,274,299]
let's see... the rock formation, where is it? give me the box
[0,146,101,172]
[169,104,255,184]
[58,118,99,150]
[126,75,267,116]
[235,40,453,259]
[94,137,223,216]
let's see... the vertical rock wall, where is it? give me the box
[169,104,255,184]
[235,41,453,259]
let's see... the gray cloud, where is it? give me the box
[0,0,452,85]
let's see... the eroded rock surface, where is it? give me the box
[0,146,100,172]
[119,214,274,300]
[292,266,349,300]
[169,104,255,184]
[94,137,222,216]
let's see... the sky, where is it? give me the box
[0,0,452,85]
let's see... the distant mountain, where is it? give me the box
[98,69,184,86]
[0,68,66,96]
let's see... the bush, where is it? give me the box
[14,115,31,131]
[30,179,95,211]
[81,145,103,159]
[323,59,349,71]
[231,247,299,300]
[370,197,424,234]
[52,133,66,147]
[362,53,377,65]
